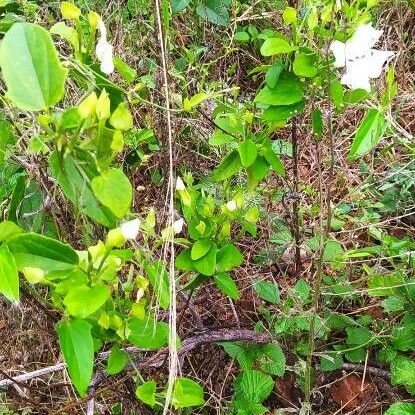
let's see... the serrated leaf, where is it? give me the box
[254,280,280,304]
[136,380,157,407]
[172,378,205,409]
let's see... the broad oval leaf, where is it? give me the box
[0,23,68,111]
[57,319,94,397]
[194,243,217,276]
[234,369,274,403]
[91,168,132,219]
[239,139,257,167]
[212,150,242,182]
[191,239,213,260]
[260,38,297,57]
[172,378,205,409]
[136,380,157,407]
[214,272,239,300]
[7,233,79,272]
[128,317,169,349]
[171,0,191,14]
[0,245,19,301]
[63,284,110,318]
[255,75,303,106]
[106,345,127,375]
[348,109,386,160]
[217,243,244,272]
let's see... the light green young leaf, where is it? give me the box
[172,378,205,409]
[136,380,157,407]
[194,243,217,276]
[0,245,19,301]
[255,76,303,106]
[64,285,110,318]
[260,38,297,57]
[91,168,132,219]
[234,370,274,403]
[128,317,169,349]
[57,319,94,397]
[239,139,257,167]
[106,345,127,375]
[0,23,68,111]
[191,239,213,260]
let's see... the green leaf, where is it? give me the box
[293,52,317,78]
[106,346,127,375]
[57,319,94,397]
[320,352,344,372]
[194,243,217,276]
[172,378,205,409]
[220,342,255,370]
[214,272,239,299]
[113,57,137,84]
[175,248,195,271]
[212,150,242,182]
[49,151,117,228]
[260,145,285,176]
[239,139,257,167]
[0,221,22,242]
[7,233,78,272]
[265,63,283,89]
[262,101,305,123]
[196,0,230,26]
[136,380,157,407]
[349,109,387,160]
[391,356,415,392]
[255,75,303,106]
[346,327,372,347]
[191,239,213,260]
[209,131,235,146]
[109,103,133,131]
[234,31,250,43]
[260,38,297,56]
[0,245,19,301]
[144,260,170,310]
[259,343,285,376]
[171,0,191,14]
[254,280,280,304]
[385,403,415,415]
[91,168,132,219]
[234,370,274,403]
[128,317,169,349]
[216,243,244,272]
[64,285,110,318]
[247,156,269,191]
[311,109,323,138]
[293,279,311,303]
[0,23,67,111]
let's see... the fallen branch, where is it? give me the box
[0,328,272,389]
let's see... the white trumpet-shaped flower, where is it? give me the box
[95,18,114,75]
[330,23,393,91]
[120,218,141,240]
[173,218,184,234]
[226,200,237,212]
[175,177,186,191]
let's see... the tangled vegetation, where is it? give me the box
[0,0,414,414]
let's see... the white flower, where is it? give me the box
[95,18,114,75]
[172,218,184,234]
[226,200,237,212]
[330,23,393,91]
[120,218,141,240]
[175,177,186,191]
